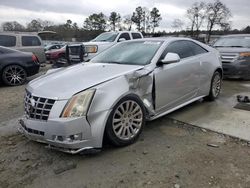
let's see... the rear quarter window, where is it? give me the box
[132,33,142,39]
[164,41,194,59]
[185,41,208,55]
[0,35,16,47]
[21,36,41,46]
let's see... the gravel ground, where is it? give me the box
[0,67,250,188]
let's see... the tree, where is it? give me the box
[65,19,72,29]
[131,6,144,32]
[39,19,54,30]
[72,22,79,30]
[206,0,231,43]
[150,7,162,33]
[27,19,43,31]
[123,15,133,31]
[83,13,107,30]
[2,21,25,31]
[109,12,121,31]
[142,7,151,33]
[186,2,206,38]
[243,26,250,34]
[172,19,184,32]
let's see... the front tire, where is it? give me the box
[205,71,222,101]
[2,65,27,86]
[105,95,146,147]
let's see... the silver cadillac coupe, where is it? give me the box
[19,38,222,154]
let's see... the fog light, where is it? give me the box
[54,135,64,142]
[66,133,82,142]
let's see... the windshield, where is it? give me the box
[92,32,118,42]
[91,41,163,65]
[214,37,250,48]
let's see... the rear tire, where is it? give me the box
[204,71,222,101]
[2,65,27,86]
[105,95,146,147]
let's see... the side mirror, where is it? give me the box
[159,53,180,65]
[118,38,126,42]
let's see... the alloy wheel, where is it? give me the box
[112,100,143,141]
[2,65,27,86]
[212,74,221,98]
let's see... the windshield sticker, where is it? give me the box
[143,41,161,45]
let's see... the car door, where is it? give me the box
[154,40,200,113]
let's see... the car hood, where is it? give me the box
[215,47,250,53]
[83,41,113,46]
[27,63,143,100]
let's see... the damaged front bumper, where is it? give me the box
[18,116,97,154]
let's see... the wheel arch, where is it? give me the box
[87,76,149,148]
[215,67,223,78]
[0,62,27,79]
[103,93,146,146]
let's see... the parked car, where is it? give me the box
[213,34,250,79]
[45,45,66,61]
[19,38,222,154]
[0,32,46,64]
[45,44,85,66]
[83,31,143,60]
[0,46,40,86]
[44,44,64,52]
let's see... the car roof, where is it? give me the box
[221,34,250,38]
[105,31,142,34]
[120,37,211,51]
[0,32,38,36]
[125,37,197,42]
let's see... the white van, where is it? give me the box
[0,32,46,63]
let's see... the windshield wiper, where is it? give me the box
[107,61,123,64]
[214,45,244,48]
[227,45,244,48]
[92,39,107,42]
[213,45,225,47]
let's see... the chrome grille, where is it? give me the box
[24,91,55,121]
[220,52,239,63]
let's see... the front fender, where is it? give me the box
[87,72,154,147]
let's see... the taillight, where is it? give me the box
[32,54,38,62]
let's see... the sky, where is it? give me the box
[0,0,249,31]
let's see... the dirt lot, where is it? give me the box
[0,66,250,188]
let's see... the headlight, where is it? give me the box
[239,52,250,57]
[61,89,95,118]
[85,45,98,53]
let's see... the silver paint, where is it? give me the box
[19,37,222,153]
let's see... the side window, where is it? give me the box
[185,41,208,55]
[0,35,16,47]
[132,33,142,39]
[162,41,194,59]
[22,36,41,46]
[118,33,131,41]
